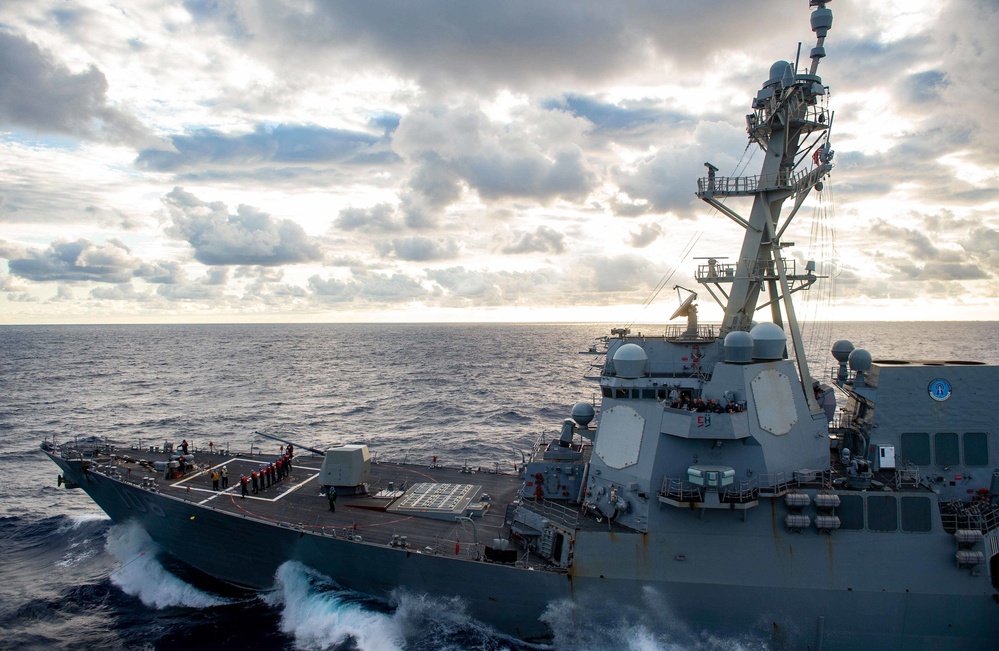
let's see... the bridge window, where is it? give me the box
[963,432,989,466]
[934,432,960,466]
[900,432,930,465]
[867,495,898,532]
[900,497,932,533]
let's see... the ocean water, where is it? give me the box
[1,321,996,651]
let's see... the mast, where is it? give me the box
[694,0,835,413]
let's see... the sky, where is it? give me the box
[1,0,997,325]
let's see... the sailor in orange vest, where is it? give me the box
[240,474,248,499]
[251,469,259,493]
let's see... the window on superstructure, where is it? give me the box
[838,495,864,530]
[934,432,960,466]
[963,432,989,466]
[900,432,930,465]
[866,495,898,532]
[900,497,932,533]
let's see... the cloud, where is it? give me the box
[0,30,150,145]
[545,94,687,135]
[629,222,664,248]
[501,225,566,255]
[869,218,993,281]
[616,120,746,214]
[381,235,461,261]
[334,203,403,232]
[570,254,659,293]
[164,187,323,266]
[903,70,949,104]
[393,105,596,212]
[308,275,358,303]
[90,283,147,301]
[5,238,142,283]
[136,124,397,173]
[134,260,186,284]
[309,270,428,303]
[425,266,503,300]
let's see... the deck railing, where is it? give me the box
[518,496,580,530]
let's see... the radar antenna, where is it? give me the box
[669,286,698,336]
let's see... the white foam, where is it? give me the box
[541,587,767,651]
[57,512,110,534]
[266,561,405,651]
[106,521,228,609]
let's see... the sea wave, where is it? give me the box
[266,561,403,651]
[541,586,768,651]
[106,522,230,610]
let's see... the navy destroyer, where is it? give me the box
[43,2,999,648]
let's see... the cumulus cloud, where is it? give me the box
[629,222,664,248]
[334,204,403,232]
[570,254,660,294]
[135,260,186,284]
[502,225,566,255]
[309,270,428,303]
[163,188,323,266]
[5,238,142,283]
[545,94,689,138]
[221,0,801,95]
[869,219,992,281]
[136,124,397,172]
[393,105,596,215]
[616,120,746,214]
[380,235,461,261]
[0,31,151,145]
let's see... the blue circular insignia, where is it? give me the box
[928,378,952,402]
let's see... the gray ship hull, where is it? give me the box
[48,452,999,649]
[47,453,569,641]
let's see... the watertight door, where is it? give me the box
[878,445,896,470]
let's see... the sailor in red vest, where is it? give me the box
[240,474,248,499]
[251,469,259,493]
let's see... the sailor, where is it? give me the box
[286,444,294,458]
[220,465,228,489]
[251,469,259,493]
[284,453,292,476]
[210,469,219,491]
[181,439,189,455]
[328,486,337,512]
[240,474,248,498]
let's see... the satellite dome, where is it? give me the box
[571,402,595,428]
[767,60,794,88]
[723,331,754,364]
[831,339,855,363]
[749,322,786,360]
[613,343,648,379]
[848,348,873,373]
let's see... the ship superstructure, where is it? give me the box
[43,2,999,648]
